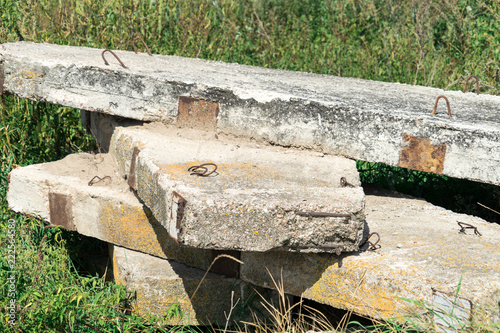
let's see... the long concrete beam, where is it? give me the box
[241,192,500,322]
[1,42,499,186]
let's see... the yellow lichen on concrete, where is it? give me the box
[111,245,250,325]
[99,202,166,258]
[303,256,418,318]
[98,201,214,270]
[159,162,274,183]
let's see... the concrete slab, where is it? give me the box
[1,42,499,185]
[111,244,275,325]
[6,152,221,272]
[109,123,365,253]
[240,193,500,322]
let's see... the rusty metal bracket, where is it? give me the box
[398,134,446,174]
[177,96,219,130]
[360,232,380,251]
[88,175,111,186]
[463,75,479,95]
[457,221,481,236]
[102,49,128,69]
[127,147,140,189]
[169,191,186,242]
[132,35,152,56]
[296,211,351,218]
[340,177,355,188]
[432,95,452,118]
[48,192,76,231]
[188,163,218,177]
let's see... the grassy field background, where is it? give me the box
[1,0,499,331]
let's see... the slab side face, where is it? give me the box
[111,244,277,325]
[6,153,216,271]
[1,42,499,185]
[109,124,365,253]
[240,194,500,322]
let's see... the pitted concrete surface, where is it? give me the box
[111,244,275,325]
[6,153,216,271]
[241,192,500,321]
[1,42,499,185]
[109,123,365,253]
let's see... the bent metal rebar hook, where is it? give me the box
[101,49,128,69]
[432,95,452,118]
[361,232,380,251]
[463,75,479,95]
[132,35,153,56]
[188,163,218,177]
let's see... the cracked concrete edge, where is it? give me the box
[111,244,280,325]
[5,153,217,271]
[1,42,499,185]
[240,194,500,322]
[108,123,366,252]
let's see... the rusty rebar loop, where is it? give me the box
[188,166,208,175]
[463,75,479,95]
[340,177,355,188]
[457,221,482,236]
[188,163,218,177]
[88,175,111,186]
[101,49,128,69]
[361,232,380,251]
[432,95,452,118]
[132,35,152,56]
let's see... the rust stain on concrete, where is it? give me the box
[177,96,218,130]
[48,192,75,230]
[398,134,446,174]
[0,65,4,96]
[127,146,140,189]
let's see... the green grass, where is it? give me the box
[1,0,500,331]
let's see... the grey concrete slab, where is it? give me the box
[6,152,221,272]
[240,192,500,322]
[1,42,499,185]
[111,244,276,325]
[109,123,365,253]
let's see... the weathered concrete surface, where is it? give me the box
[1,42,499,185]
[6,152,222,272]
[109,123,365,253]
[241,192,500,321]
[111,244,275,325]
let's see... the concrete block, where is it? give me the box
[1,42,499,185]
[109,124,365,253]
[111,244,275,325]
[6,152,218,272]
[240,193,500,321]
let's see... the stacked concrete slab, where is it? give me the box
[3,42,500,325]
[1,42,499,186]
